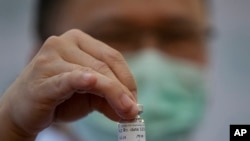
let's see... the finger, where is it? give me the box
[49,38,119,81]
[89,95,121,121]
[54,94,120,122]
[31,57,73,78]
[39,35,123,91]
[60,30,137,99]
[39,67,138,119]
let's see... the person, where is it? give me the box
[0,0,211,140]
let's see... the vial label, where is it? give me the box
[118,122,146,141]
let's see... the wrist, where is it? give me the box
[0,97,36,141]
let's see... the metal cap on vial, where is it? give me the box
[137,104,143,115]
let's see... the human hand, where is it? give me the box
[0,29,138,140]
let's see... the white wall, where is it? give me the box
[194,0,250,140]
[0,0,35,93]
[0,0,249,140]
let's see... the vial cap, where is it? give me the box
[137,104,143,114]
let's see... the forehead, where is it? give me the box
[66,0,204,13]
[56,0,206,31]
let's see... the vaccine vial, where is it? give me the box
[118,104,146,141]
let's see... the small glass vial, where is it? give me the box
[118,104,146,141]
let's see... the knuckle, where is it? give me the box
[70,64,82,71]
[46,35,59,42]
[93,61,110,73]
[43,36,62,48]
[66,29,83,38]
[54,73,65,90]
[124,73,136,86]
[33,54,51,69]
[106,79,119,90]
[106,49,124,62]
[82,67,94,73]
[72,66,95,75]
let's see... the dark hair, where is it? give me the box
[36,0,63,42]
[36,0,209,42]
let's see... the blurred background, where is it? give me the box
[0,0,250,141]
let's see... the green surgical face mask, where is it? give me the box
[72,50,206,141]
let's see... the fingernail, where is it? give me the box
[131,103,139,115]
[120,94,139,119]
[120,94,134,108]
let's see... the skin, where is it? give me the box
[49,0,208,65]
[0,0,208,140]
